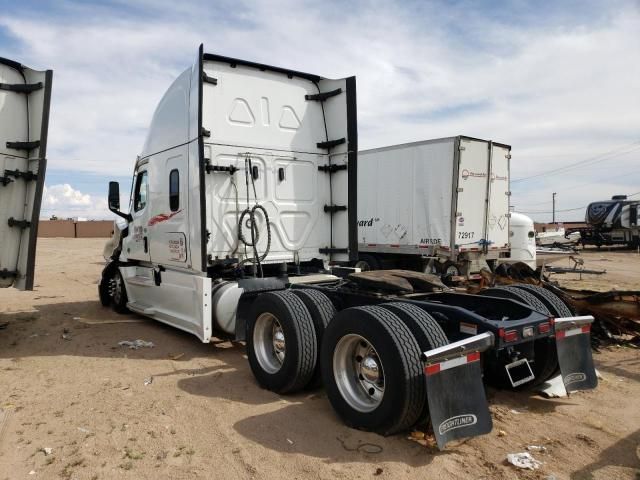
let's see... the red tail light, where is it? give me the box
[538,322,551,334]
[499,328,519,342]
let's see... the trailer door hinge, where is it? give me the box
[318,164,347,174]
[202,72,218,85]
[324,205,347,214]
[6,140,40,151]
[8,217,31,229]
[459,145,466,151]
[319,247,348,255]
[506,154,512,159]
[201,127,211,138]
[305,88,342,102]
[506,191,512,196]
[0,82,43,93]
[457,187,464,193]
[0,176,13,186]
[0,269,18,279]
[317,138,345,150]
[4,169,37,182]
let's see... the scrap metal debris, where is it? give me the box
[118,339,155,349]
[506,452,543,470]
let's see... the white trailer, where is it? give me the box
[0,57,53,290]
[100,46,596,449]
[356,136,511,276]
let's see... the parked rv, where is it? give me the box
[572,195,640,248]
[99,46,597,449]
[0,57,53,290]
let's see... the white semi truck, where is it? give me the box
[0,57,53,290]
[356,137,511,277]
[100,46,597,449]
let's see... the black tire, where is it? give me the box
[480,286,558,387]
[111,269,129,314]
[291,289,336,389]
[354,254,380,271]
[379,302,448,351]
[379,302,449,425]
[247,291,317,394]
[481,286,551,315]
[510,284,573,318]
[321,305,425,435]
[98,275,112,307]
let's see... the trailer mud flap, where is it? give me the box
[554,316,597,393]
[422,332,494,450]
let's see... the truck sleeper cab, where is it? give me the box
[100,46,597,450]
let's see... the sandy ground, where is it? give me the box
[0,238,638,480]
[544,246,640,292]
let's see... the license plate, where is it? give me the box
[505,358,535,387]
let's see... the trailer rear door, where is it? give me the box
[485,144,511,250]
[454,138,490,252]
[0,59,52,290]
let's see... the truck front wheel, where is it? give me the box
[321,305,425,435]
[247,291,317,394]
[111,270,129,314]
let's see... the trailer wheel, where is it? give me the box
[291,289,336,389]
[379,302,449,424]
[480,286,557,387]
[510,284,573,318]
[321,305,425,435]
[354,254,380,271]
[440,261,461,277]
[111,269,129,314]
[247,291,317,394]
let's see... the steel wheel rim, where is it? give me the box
[113,274,123,304]
[333,334,385,413]
[253,312,286,374]
[444,265,459,276]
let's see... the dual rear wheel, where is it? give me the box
[246,290,449,435]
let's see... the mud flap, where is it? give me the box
[554,316,597,393]
[422,332,494,450]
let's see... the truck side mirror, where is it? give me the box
[108,181,120,210]
[108,181,132,222]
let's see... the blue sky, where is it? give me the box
[1,0,638,221]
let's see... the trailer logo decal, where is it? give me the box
[438,414,477,435]
[563,372,586,386]
[148,209,182,227]
[461,169,487,180]
[357,218,379,227]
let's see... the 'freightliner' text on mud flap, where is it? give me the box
[422,332,494,450]
[554,316,597,393]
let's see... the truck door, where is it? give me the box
[485,143,511,251]
[127,166,152,262]
[0,59,52,290]
[454,138,489,252]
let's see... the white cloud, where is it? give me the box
[2,0,639,222]
[41,184,114,220]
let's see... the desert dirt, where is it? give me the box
[0,238,639,480]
